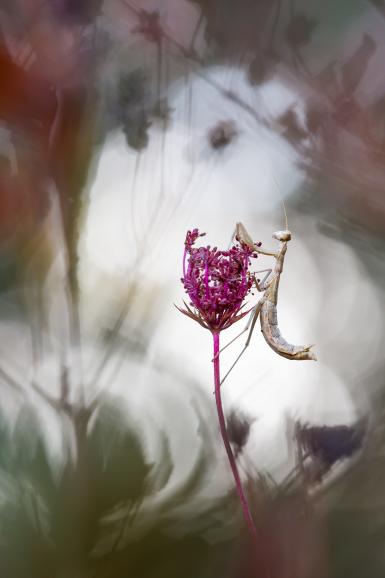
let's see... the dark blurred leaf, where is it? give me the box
[341,33,376,94]
[11,406,56,497]
[190,0,275,56]
[278,108,308,143]
[296,420,366,486]
[247,55,273,86]
[133,10,163,44]
[87,402,152,509]
[208,120,238,150]
[226,409,253,457]
[119,69,149,108]
[0,408,56,577]
[52,0,104,24]
[316,60,339,95]
[122,114,151,150]
[285,13,316,48]
[118,69,152,150]
[306,104,325,134]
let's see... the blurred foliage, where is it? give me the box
[52,0,104,25]
[0,2,385,577]
[118,69,152,151]
[0,15,99,298]
[285,13,317,49]
[1,0,385,300]
[0,388,385,577]
[0,397,244,578]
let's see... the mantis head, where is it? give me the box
[273,230,292,242]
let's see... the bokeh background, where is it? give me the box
[0,1,385,576]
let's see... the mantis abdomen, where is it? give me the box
[260,300,316,361]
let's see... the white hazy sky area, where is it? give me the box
[74,64,384,496]
[1,59,383,507]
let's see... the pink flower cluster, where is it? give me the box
[179,228,258,332]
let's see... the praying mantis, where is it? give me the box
[219,220,316,384]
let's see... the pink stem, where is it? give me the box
[212,331,257,539]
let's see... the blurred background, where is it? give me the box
[0,0,385,576]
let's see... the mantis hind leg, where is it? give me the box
[212,269,271,363]
[219,300,263,386]
[211,261,272,365]
[212,298,263,362]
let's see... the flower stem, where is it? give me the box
[212,332,257,539]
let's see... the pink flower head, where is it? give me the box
[178,228,258,332]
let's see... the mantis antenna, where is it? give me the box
[282,199,288,231]
[271,174,289,231]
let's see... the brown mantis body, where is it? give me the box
[217,222,316,385]
[236,222,316,361]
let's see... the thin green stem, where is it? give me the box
[212,331,257,539]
